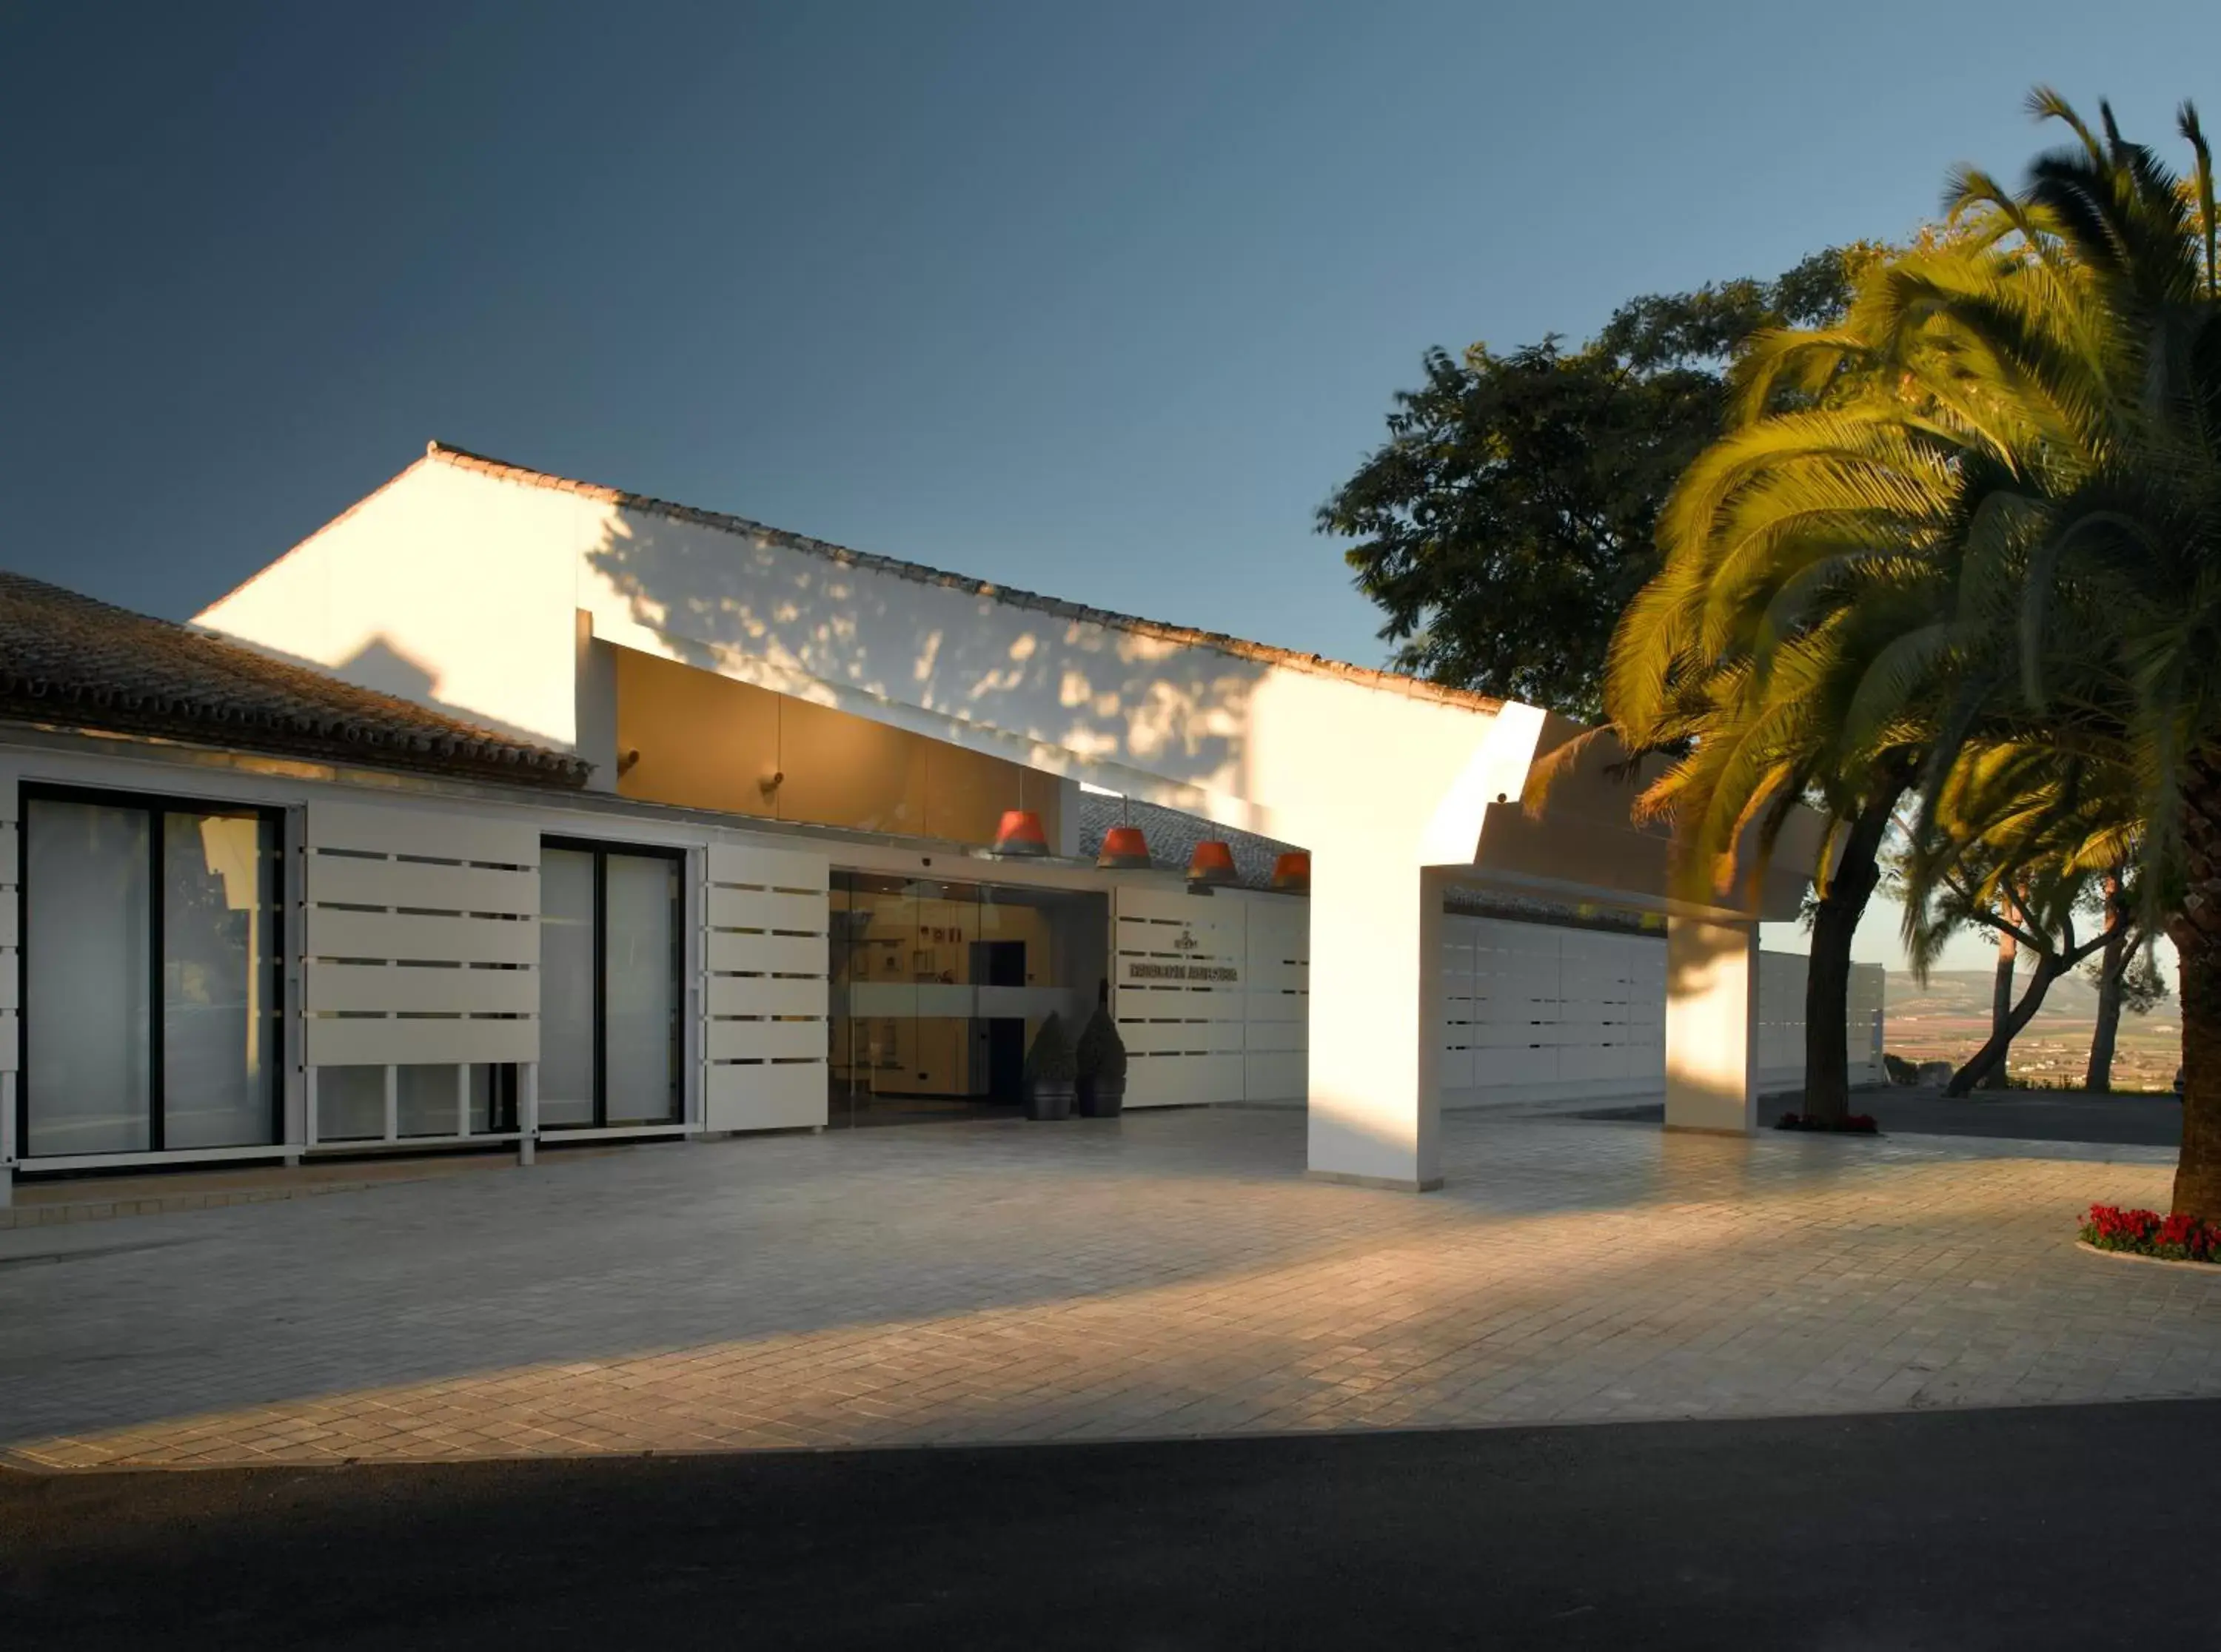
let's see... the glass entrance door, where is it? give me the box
[539,839,683,1129]
[827,872,1107,1126]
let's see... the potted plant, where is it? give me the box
[1076,991,1127,1118]
[1023,1013,1076,1121]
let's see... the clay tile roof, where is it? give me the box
[0,570,591,788]
[420,440,1504,716]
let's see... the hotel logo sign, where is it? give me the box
[1123,927,1239,984]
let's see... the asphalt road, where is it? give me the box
[1582,1088,2184,1146]
[7,1400,2219,1650]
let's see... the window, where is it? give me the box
[539,839,683,1128]
[21,788,283,1157]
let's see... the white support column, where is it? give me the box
[1306,853,1444,1192]
[1665,916,1759,1134]
[1,1071,15,1209]
[518,1061,538,1166]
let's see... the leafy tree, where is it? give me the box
[1319,250,1875,719]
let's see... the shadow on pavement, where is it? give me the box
[1578,1088,2183,1147]
[5,1400,2217,1649]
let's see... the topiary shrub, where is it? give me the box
[1025,1013,1076,1084]
[1076,1007,1127,1082]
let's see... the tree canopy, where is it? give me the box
[1318,249,1875,718]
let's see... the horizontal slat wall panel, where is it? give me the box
[708,1020,826,1062]
[708,931,826,975]
[308,907,537,967]
[0,954,19,1013]
[304,802,541,1077]
[706,842,827,893]
[310,856,537,917]
[711,975,826,1018]
[306,962,536,1015]
[308,802,536,867]
[309,1016,537,1067]
[706,839,830,1132]
[1112,887,1253,1106]
[1244,1050,1306,1102]
[705,1063,826,1130]
[1443,912,1667,1109]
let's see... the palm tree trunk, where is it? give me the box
[1980,923,2018,1089]
[2084,876,2128,1092]
[1947,953,2063,1095]
[2171,767,2221,1220]
[1800,790,1896,1126]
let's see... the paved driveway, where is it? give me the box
[3,1109,2217,1469]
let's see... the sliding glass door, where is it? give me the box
[538,839,683,1129]
[21,789,282,1158]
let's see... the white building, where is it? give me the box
[0,443,1880,1204]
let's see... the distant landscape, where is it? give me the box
[1885,968,2179,1092]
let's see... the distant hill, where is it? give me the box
[1883,967,2177,1090]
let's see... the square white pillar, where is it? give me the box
[1306,855,1443,1192]
[1665,916,1759,1134]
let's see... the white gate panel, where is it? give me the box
[703,841,830,1132]
[1112,885,1248,1109]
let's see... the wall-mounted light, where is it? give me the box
[617,748,642,776]
[759,770,785,799]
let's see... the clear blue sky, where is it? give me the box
[6,1,2214,966]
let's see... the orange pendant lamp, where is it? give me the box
[1097,825,1152,870]
[1270,850,1310,892]
[1186,839,1238,887]
[991,809,1050,856]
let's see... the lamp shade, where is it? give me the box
[1270,850,1310,892]
[991,809,1051,856]
[1186,839,1238,886]
[1097,825,1151,870]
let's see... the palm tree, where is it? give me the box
[1832,93,2220,1211]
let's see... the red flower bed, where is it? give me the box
[2080,1204,2221,1264]
[1774,1111,1879,1134]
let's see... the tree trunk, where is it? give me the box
[2084,878,2128,1092]
[2171,762,2221,1219]
[1800,789,1896,1126]
[2175,941,2221,1220]
[1981,924,2018,1090]
[1947,953,2063,1096]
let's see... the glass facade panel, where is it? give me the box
[161,810,280,1149]
[828,873,1108,1126]
[537,847,597,1128]
[395,1063,461,1137]
[604,852,680,1124]
[316,1064,386,1141]
[24,799,152,1155]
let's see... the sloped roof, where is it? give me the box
[0,570,591,788]
[1076,792,1301,890]
[413,440,1504,716]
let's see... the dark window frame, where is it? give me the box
[540,836,686,1129]
[18,781,288,1158]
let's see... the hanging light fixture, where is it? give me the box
[1186,839,1237,887]
[991,808,1050,856]
[1270,850,1310,892]
[1097,825,1151,870]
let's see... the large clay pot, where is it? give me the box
[1078,1077,1125,1118]
[1026,1079,1075,1121]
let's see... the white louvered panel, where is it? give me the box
[704,1061,826,1131]
[309,855,537,917]
[0,1010,16,1072]
[1244,1050,1306,1101]
[762,891,828,932]
[308,1016,536,1067]
[706,842,828,893]
[306,961,537,1015]
[710,974,827,1018]
[706,886,767,930]
[306,907,536,967]
[708,1020,826,1062]
[708,931,826,975]
[0,954,14,1013]
[307,803,537,867]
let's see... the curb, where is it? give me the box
[2074,1240,2221,1273]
